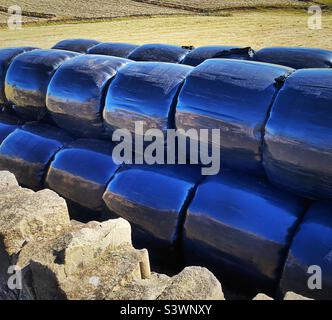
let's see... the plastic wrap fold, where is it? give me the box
[263,69,332,200]
[175,59,294,175]
[0,123,72,189]
[183,170,305,294]
[5,49,79,121]
[46,54,131,138]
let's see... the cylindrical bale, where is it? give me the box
[128,44,191,63]
[5,49,79,121]
[103,62,193,139]
[46,55,131,138]
[103,165,202,267]
[253,47,332,69]
[0,123,72,190]
[0,113,22,143]
[263,69,332,200]
[52,38,101,53]
[0,47,38,107]
[87,42,139,58]
[181,46,253,66]
[46,139,121,213]
[183,170,306,295]
[175,59,294,175]
[279,201,332,300]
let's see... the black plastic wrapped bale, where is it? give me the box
[46,55,131,138]
[5,49,79,121]
[182,46,253,67]
[128,44,191,63]
[263,69,332,200]
[182,170,306,295]
[46,139,121,220]
[279,202,332,300]
[253,47,332,69]
[87,42,139,58]
[0,113,21,143]
[103,62,192,141]
[52,39,101,53]
[103,165,202,270]
[0,47,38,107]
[175,59,294,175]
[0,123,72,190]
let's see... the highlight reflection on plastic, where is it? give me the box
[181,46,253,67]
[0,46,38,106]
[279,201,332,299]
[128,44,191,63]
[264,69,332,200]
[103,165,202,250]
[103,62,193,139]
[183,170,305,293]
[46,54,131,138]
[87,42,139,58]
[52,38,100,53]
[5,49,79,120]
[46,139,121,211]
[175,59,294,175]
[253,47,332,69]
[0,123,72,189]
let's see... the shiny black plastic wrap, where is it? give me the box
[263,69,332,200]
[87,42,139,58]
[0,113,22,143]
[182,46,253,66]
[253,47,332,69]
[52,38,101,53]
[103,165,202,265]
[128,44,191,63]
[5,49,79,121]
[103,62,192,139]
[46,55,131,138]
[175,59,294,175]
[0,47,38,107]
[183,170,305,294]
[279,201,332,300]
[0,123,72,190]
[46,139,121,212]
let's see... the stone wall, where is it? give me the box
[0,171,224,300]
[0,171,310,300]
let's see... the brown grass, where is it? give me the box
[0,9,331,50]
[133,0,314,11]
[0,0,189,20]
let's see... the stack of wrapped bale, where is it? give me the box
[0,41,331,299]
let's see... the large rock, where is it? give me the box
[18,219,144,299]
[284,291,313,300]
[28,244,148,300]
[0,188,70,256]
[0,171,70,300]
[253,293,274,300]
[0,171,18,192]
[158,267,224,300]
[106,273,171,300]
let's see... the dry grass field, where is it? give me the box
[133,0,314,11]
[0,1,331,50]
[0,0,325,24]
[0,0,188,21]
[0,9,331,50]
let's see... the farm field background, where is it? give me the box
[0,0,331,49]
